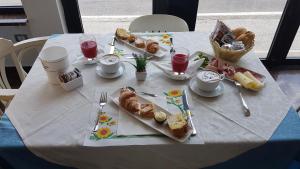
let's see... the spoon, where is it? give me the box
[234,81,251,117]
[126,86,158,97]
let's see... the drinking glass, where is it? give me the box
[79,35,98,59]
[171,47,189,74]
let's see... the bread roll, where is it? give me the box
[116,28,129,40]
[232,27,247,38]
[135,39,145,48]
[128,34,136,43]
[167,114,188,138]
[236,31,255,48]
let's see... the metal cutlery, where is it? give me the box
[234,81,251,117]
[126,86,158,97]
[93,92,108,132]
[182,90,197,135]
[170,37,175,54]
[109,36,116,54]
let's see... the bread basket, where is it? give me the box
[209,35,254,63]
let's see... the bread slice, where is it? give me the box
[140,103,155,118]
[167,114,188,138]
[116,28,129,40]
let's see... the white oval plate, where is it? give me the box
[110,88,193,143]
[116,36,168,58]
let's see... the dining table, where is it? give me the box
[1,31,300,169]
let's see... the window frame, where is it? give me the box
[263,0,300,68]
[0,6,25,15]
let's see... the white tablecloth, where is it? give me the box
[6,32,291,169]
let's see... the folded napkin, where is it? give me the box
[152,58,204,80]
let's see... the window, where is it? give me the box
[196,0,287,59]
[77,0,152,34]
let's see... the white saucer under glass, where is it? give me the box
[189,76,224,97]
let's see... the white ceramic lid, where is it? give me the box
[40,46,68,63]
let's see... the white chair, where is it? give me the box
[0,37,48,107]
[129,14,189,32]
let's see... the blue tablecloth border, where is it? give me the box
[1,108,299,169]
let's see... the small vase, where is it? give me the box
[136,71,147,81]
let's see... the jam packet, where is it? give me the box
[59,68,81,83]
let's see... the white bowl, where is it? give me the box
[39,46,69,72]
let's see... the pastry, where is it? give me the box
[167,114,188,138]
[146,40,159,54]
[154,111,167,124]
[232,27,247,38]
[119,88,139,112]
[116,28,129,40]
[135,39,145,48]
[140,103,155,118]
[128,34,136,43]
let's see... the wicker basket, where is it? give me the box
[209,36,254,63]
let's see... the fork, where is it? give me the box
[234,81,251,117]
[93,92,108,132]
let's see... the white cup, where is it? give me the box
[196,70,224,92]
[98,54,120,74]
[39,46,69,72]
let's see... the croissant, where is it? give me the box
[119,88,139,112]
[146,40,159,54]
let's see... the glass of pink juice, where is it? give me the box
[171,47,189,74]
[79,35,97,59]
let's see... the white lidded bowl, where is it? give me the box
[39,46,69,72]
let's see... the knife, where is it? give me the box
[182,89,197,135]
[109,36,116,54]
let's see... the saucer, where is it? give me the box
[96,63,125,79]
[189,76,224,97]
[74,49,105,65]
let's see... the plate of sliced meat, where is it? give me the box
[192,51,266,91]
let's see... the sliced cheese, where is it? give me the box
[243,71,264,91]
[233,72,256,90]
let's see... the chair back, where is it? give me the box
[129,14,189,33]
[0,37,47,89]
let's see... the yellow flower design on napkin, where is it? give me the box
[95,127,113,139]
[99,114,110,123]
[167,89,182,97]
[162,34,171,39]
